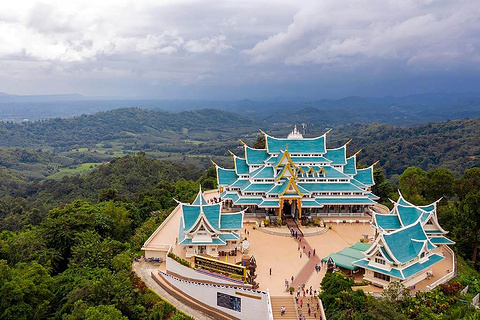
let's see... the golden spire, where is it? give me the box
[353,149,362,156]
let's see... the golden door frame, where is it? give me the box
[278,197,302,218]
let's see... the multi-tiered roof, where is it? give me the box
[177,189,244,246]
[215,126,378,210]
[353,193,454,282]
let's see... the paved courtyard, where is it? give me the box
[247,222,375,295]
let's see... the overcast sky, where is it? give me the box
[0,0,479,100]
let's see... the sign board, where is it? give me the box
[217,292,241,312]
[194,255,246,278]
[461,285,469,295]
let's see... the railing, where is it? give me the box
[426,245,456,291]
[266,290,274,320]
[317,296,327,320]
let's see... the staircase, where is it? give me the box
[271,296,297,320]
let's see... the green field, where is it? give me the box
[48,162,103,179]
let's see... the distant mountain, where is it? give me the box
[0,91,479,124]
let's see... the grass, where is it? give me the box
[48,162,103,179]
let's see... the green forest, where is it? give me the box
[0,109,479,319]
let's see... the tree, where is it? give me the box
[252,135,265,149]
[425,168,454,202]
[456,191,480,267]
[372,168,393,203]
[399,167,427,203]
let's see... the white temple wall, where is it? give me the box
[160,270,272,320]
[402,270,430,288]
[144,249,167,260]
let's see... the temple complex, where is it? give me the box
[215,126,379,221]
[141,126,455,320]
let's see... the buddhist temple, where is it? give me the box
[215,126,379,220]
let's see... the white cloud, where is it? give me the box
[0,0,478,97]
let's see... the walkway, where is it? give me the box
[286,219,321,289]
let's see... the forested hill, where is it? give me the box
[0,108,254,149]
[0,154,213,231]
[0,107,478,179]
[328,117,480,176]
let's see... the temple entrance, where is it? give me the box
[282,200,293,218]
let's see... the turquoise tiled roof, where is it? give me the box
[430,237,455,245]
[290,156,331,163]
[354,167,374,186]
[401,254,444,279]
[299,183,363,192]
[398,197,410,206]
[316,198,375,205]
[321,242,370,270]
[234,198,263,205]
[375,214,402,230]
[420,204,435,211]
[344,156,357,175]
[221,192,240,202]
[268,182,290,195]
[397,205,429,226]
[217,168,238,186]
[259,200,280,208]
[220,212,243,229]
[302,200,323,208]
[368,193,380,200]
[425,230,444,234]
[382,222,434,263]
[380,246,394,262]
[229,179,251,189]
[219,233,240,241]
[235,157,249,175]
[266,135,326,154]
[324,147,347,165]
[323,166,351,179]
[350,179,367,188]
[192,190,207,205]
[353,259,404,279]
[245,146,269,165]
[182,203,221,232]
[397,196,436,213]
[244,183,275,192]
[251,166,274,179]
[265,155,279,164]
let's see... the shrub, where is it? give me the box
[167,252,191,268]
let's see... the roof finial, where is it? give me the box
[259,129,266,135]
[372,160,380,167]
[345,139,352,146]
[210,159,218,167]
[228,150,236,157]
[287,125,303,139]
[239,139,247,146]
[324,128,332,135]
[354,149,362,156]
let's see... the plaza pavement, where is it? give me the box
[250,222,375,295]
